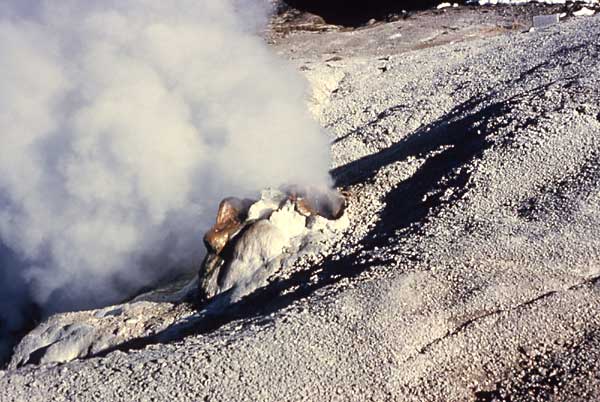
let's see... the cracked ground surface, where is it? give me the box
[2,10,600,402]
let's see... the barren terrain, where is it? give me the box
[2,6,600,402]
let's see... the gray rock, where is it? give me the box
[9,301,195,368]
[533,13,560,28]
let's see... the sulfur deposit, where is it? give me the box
[198,188,348,304]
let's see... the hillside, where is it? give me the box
[1,7,600,402]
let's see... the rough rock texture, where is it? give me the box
[8,190,348,368]
[2,10,600,402]
[204,197,253,255]
[8,298,197,370]
[199,189,348,303]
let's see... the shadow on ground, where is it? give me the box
[92,73,575,359]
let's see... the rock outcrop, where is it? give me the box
[9,300,195,369]
[7,188,348,368]
[198,188,348,304]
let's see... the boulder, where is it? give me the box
[197,188,348,304]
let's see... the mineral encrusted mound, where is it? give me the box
[7,189,347,368]
[198,188,348,304]
[9,301,194,368]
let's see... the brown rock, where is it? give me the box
[295,197,317,217]
[286,186,347,220]
[203,197,254,255]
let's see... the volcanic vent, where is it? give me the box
[198,187,348,307]
[8,188,349,367]
[0,0,333,366]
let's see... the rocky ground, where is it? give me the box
[2,5,600,402]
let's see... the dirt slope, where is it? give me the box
[1,12,600,402]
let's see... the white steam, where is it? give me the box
[0,0,331,339]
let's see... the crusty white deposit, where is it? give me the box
[8,189,349,368]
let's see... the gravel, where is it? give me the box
[2,12,600,402]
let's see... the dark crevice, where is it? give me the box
[282,0,439,26]
[417,274,600,358]
[418,290,558,355]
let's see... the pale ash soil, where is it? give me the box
[2,15,600,402]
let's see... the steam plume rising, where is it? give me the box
[0,0,331,359]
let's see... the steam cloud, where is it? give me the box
[0,0,331,361]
